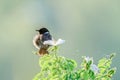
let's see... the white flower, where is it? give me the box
[84,56,93,63]
[43,39,65,46]
[84,56,99,74]
[90,64,99,74]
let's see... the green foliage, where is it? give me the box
[33,46,116,80]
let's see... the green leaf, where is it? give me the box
[33,47,116,80]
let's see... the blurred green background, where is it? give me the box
[0,0,120,80]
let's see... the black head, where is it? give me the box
[36,28,49,34]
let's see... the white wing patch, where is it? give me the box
[43,39,65,46]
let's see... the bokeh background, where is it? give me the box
[0,0,120,80]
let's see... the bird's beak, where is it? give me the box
[36,30,39,31]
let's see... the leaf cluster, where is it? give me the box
[33,46,116,80]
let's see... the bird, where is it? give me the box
[33,28,53,56]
